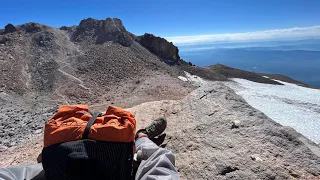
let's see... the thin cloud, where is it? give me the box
[165,26,320,46]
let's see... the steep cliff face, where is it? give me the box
[70,18,180,61]
[136,33,180,61]
[71,17,133,47]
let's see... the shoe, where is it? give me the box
[136,117,167,139]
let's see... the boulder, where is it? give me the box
[231,120,241,129]
[136,33,180,61]
[4,24,17,33]
[215,161,239,175]
[250,154,262,161]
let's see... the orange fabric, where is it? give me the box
[44,105,136,148]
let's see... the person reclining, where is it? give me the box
[0,105,180,180]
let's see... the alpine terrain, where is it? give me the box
[0,18,319,179]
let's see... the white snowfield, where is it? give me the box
[225,78,320,144]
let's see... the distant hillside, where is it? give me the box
[257,73,314,88]
[206,64,318,88]
[209,64,283,85]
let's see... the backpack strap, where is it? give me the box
[82,112,102,139]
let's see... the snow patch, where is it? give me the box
[178,76,188,82]
[225,78,320,144]
[262,76,270,79]
[178,71,207,86]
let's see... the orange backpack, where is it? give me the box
[42,105,136,180]
[44,105,136,147]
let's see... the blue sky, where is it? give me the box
[1,0,320,42]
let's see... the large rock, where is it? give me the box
[4,24,17,33]
[59,26,77,33]
[71,17,133,47]
[0,36,10,44]
[32,31,55,47]
[20,22,42,33]
[136,33,180,61]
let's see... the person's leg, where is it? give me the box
[134,118,180,180]
[135,133,159,161]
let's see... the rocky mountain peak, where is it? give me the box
[61,17,181,61]
[136,33,180,61]
[71,17,133,46]
[4,24,17,34]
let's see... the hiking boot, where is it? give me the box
[136,117,167,140]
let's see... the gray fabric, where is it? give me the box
[135,137,180,180]
[0,163,44,180]
[0,137,179,180]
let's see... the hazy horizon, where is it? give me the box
[179,39,320,88]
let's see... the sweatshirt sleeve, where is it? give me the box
[135,137,180,180]
[0,163,44,180]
